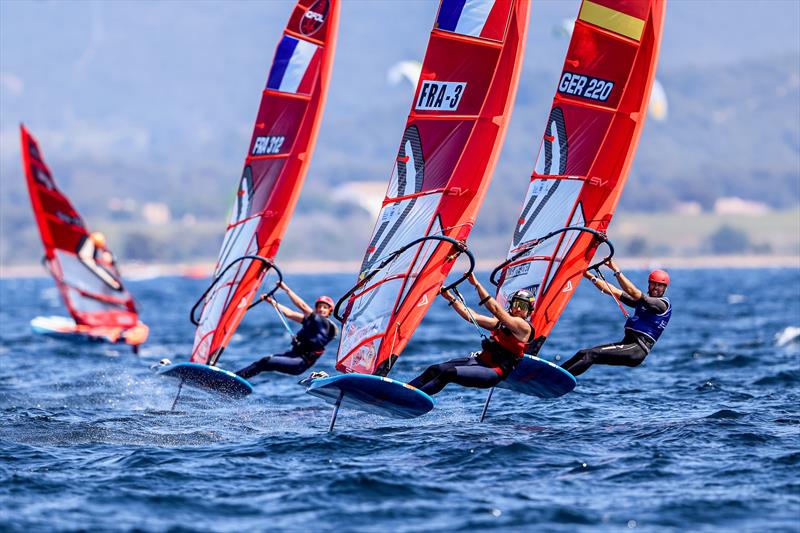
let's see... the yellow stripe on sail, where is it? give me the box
[578,0,645,41]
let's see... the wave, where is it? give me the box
[753,370,800,386]
[775,326,800,346]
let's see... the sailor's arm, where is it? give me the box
[280,282,313,316]
[440,290,497,329]
[584,270,627,300]
[605,259,643,300]
[265,295,304,323]
[483,296,530,340]
[468,274,530,334]
[639,295,669,313]
[504,315,533,341]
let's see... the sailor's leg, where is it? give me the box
[409,357,471,395]
[562,341,646,376]
[408,365,442,389]
[561,343,615,377]
[265,354,314,376]
[235,356,274,379]
[450,363,505,389]
[592,343,648,368]
[235,351,311,378]
[418,358,504,394]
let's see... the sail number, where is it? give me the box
[252,135,285,156]
[415,81,466,111]
[558,72,614,102]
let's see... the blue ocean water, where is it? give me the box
[1,269,798,532]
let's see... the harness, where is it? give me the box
[479,323,531,377]
[292,312,337,363]
[624,297,671,344]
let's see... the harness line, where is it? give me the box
[452,286,487,340]
[593,267,629,319]
[269,297,295,336]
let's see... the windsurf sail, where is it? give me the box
[492,0,666,355]
[335,0,530,376]
[191,0,339,366]
[20,125,142,332]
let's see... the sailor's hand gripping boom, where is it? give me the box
[333,235,475,323]
[489,225,615,287]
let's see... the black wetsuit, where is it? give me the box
[561,294,670,377]
[236,313,336,378]
[409,324,531,396]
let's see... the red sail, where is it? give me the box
[20,125,141,331]
[494,0,666,353]
[336,0,529,376]
[191,0,339,365]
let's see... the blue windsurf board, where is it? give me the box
[156,362,253,398]
[305,374,434,419]
[498,355,576,398]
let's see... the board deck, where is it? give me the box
[32,315,88,339]
[305,374,434,419]
[31,315,148,347]
[498,355,577,398]
[31,315,117,344]
[156,362,253,398]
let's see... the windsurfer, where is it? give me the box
[408,274,534,395]
[77,232,122,291]
[236,282,337,379]
[561,259,671,376]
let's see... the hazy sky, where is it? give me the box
[1,0,798,173]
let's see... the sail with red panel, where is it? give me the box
[20,125,149,348]
[490,0,666,398]
[190,0,339,367]
[334,0,529,379]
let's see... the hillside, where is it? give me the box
[1,1,798,265]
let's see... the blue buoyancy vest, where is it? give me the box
[293,312,337,354]
[624,297,671,343]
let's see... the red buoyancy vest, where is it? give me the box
[478,323,530,375]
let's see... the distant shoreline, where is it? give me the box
[1,255,797,279]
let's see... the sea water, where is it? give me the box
[1,269,798,532]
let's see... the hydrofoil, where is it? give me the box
[480,356,576,422]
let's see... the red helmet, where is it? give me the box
[648,269,670,285]
[316,296,335,308]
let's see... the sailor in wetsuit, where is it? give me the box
[561,259,672,376]
[235,282,337,379]
[408,273,534,396]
